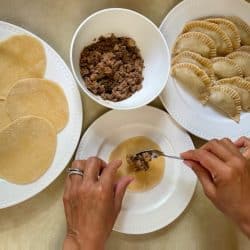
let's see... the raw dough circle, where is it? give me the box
[0,116,57,184]
[109,136,165,192]
[0,100,11,131]
[6,78,69,132]
[0,35,46,97]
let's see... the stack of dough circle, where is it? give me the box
[0,116,57,184]
[171,16,250,122]
[0,34,69,185]
[0,35,46,98]
[6,78,69,132]
[109,136,165,192]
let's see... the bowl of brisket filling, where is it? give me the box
[70,8,170,109]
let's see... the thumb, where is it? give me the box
[114,176,134,214]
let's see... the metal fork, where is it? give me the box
[134,149,182,160]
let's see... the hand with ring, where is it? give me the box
[181,137,250,237]
[63,157,133,250]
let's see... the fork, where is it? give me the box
[134,149,183,160]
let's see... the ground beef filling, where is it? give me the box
[79,34,144,102]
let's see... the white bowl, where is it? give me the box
[70,8,170,110]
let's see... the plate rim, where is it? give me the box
[75,105,197,234]
[0,21,83,208]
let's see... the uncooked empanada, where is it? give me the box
[172,32,216,58]
[182,21,233,56]
[171,63,211,103]
[227,51,250,77]
[172,51,215,79]
[226,16,250,46]
[237,46,250,53]
[208,85,241,122]
[211,57,243,79]
[206,18,241,50]
[218,77,250,111]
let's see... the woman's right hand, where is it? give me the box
[181,137,250,237]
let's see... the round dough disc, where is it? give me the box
[0,35,46,97]
[0,100,11,131]
[6,78,69,132]
[0,116,57,184]
[109,136,165,192]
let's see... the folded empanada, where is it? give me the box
[211,57,243,79]
[227,51,250,77]
[182,21,233,56]
[237,46,250,54]
[206,18,241,50]
[226,16,250,46]
[218,77,250,111]
[172,32,216,58]
[245,77,250,82]
[172,51,215,79]
[208,85,241,122]
[171,63,211,103]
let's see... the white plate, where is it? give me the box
[0,21,83,209]
[75,106,196,234]
[160,0,250,140]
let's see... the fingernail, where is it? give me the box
[183,160,192,168]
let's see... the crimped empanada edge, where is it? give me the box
[172,32,216,58]
[211,57,243,78]
[206,18,241,49]
[209,85,241,122]
[182,20,233,54]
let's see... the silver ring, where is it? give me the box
[67,168,84,177]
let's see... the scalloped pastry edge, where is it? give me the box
[211,57,243,78]
[172,31,216,58]
[218,77,250,92]
[206,18,241,50]
[182,21,233,55]
[172,51,215,78]
[171,62,211,103]
[209,85,241,122]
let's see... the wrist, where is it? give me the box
[236,206,250,238]
[63,235,105,250]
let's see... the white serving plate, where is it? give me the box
[0,21,83,209]
[75,106,196,234]
[160,0,250,140]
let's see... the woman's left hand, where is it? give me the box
[63,157,133,250]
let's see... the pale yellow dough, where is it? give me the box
[0,116,57,184]
[109,136,165,192]
[0,35,46,98]
[6,78,69,132]
[0,100,11,131]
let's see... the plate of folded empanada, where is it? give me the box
[160,0,250,140]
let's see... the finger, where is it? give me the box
[220,138,241,156]
[63,174,72,223]
[114,176,134,214]
[64,172,72,197]
[85,157,107,181]
[181,149,227,175]
[234,136,250,148]
[70,160,85,191]
[184,160,216,199]
[101,159,122,185]
[201,139,233,162]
